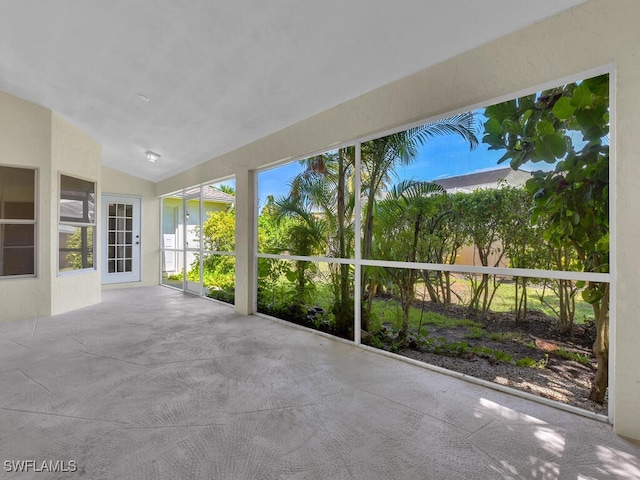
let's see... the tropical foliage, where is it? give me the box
[482,73,610,402]
[195,74,610,406]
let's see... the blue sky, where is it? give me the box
[256,112,510,208]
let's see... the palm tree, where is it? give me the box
[360,113,478,330]
[275,147,356,337]
[374,180,446,339]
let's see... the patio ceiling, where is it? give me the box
[0,1,587,182]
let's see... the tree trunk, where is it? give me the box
[398,271,416,340]
[422,271,440,303]
[588,283,609,403]
[334,149,352,338]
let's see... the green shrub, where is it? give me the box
[554,349,591,366]
[488,331,525,342]
[472,346,513,363]
[465,326,484,339]
[516,357,537,367]
[516,355,548,368]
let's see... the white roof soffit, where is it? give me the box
[0,0,587,182]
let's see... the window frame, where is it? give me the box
[160,177,236,305]
[0,164,38,279]
[253,66,614,420]
[57,172,97,275]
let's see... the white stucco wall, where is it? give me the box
[155,0,640,439]
[101,166,159,288]
[50,114,102,315]
[0,97,103,319]
[0,92,52,321]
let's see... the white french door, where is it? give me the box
[102,195,141,284]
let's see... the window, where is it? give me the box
[257,147,356,340]
[59,174,95,272]
[254,72,612,413]
[0,166,36,277]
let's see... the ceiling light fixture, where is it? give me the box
[137,93,150,102]
[146,151,160,163]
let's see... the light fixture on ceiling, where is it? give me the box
[146,151,160,163]
[137,93,150,102]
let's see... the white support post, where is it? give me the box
[234,167,256,316]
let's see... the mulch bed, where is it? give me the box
[384,301,607,415]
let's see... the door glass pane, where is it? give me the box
[107,201,133,273]
[185,250,200,294]
[161,250,182,288]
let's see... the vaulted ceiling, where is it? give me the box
[0,1,587,182]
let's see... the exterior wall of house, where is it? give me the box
[101,167,159,289]
[455,243,508,269]
[0,91,53,321]
[0,95,102,320]
[155,0,640,439]
[50,114,102,314]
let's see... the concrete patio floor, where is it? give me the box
[1,286,639,479]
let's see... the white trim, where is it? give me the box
[101,194,142,284]
[202,250,235,256]
[354,143,362,344]
[256,141,359,176]
[355,65,614,147]
[159,174,236,199]
[0,165,38,279]
[257,253,355,265]
[252,168,259,313]
[57,172,97,275]
[159,177,237,300]
[607,66,616,423]
[255,253,609,283]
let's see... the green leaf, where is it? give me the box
[575,108,604,131]
[503,119,521,135]
[484,118,502,135]
[582,287,603,305]
[570,83,592,109]
[508,151,525,169]
[535,134,567,162]
[496,151,512,164]
[576,280,586,288]
[536,119,556,136]
[597,232,610,251]
[553,97,576,120]
[583,124,609,141]
[482,133,504,149]
[572,212,580,225]
[582,74,609,97]
[485,100,518,122]
[285,270,297,282]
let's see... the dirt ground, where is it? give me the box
[391,301,607,416]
